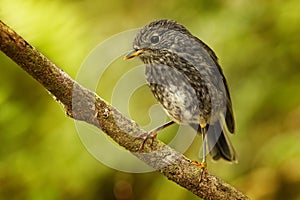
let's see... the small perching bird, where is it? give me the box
[124,19,236,167]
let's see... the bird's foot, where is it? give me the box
[135,130,158,152]
[191,160,208,182]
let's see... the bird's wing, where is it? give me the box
[190,36,235,134]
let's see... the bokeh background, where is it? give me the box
[1,0,300,199]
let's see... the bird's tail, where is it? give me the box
[206,122,237,162]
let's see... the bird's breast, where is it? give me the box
[145,63,211,124]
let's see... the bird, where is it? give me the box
[124,19,236,166]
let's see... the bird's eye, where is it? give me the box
[150,35,160,44]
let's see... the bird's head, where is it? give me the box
[124,20,192,62]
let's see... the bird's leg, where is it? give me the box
[191,125,208,181]
[137,121,175,151]
[191,127,207,166]
[201,127,207,167]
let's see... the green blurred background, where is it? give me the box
[1,0,300,199]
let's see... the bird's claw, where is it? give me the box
[135,131,157,151]
[191,160,208,182]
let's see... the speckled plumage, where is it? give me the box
[130,20,236,161]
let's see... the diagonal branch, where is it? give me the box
[0,20,249,200]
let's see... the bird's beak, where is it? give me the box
[123,49,144,60]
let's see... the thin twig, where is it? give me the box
[0,20,249,200]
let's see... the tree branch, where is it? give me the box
[0,20,249,200]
